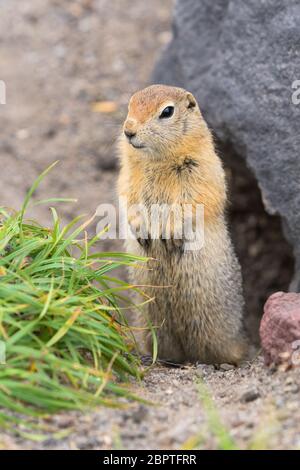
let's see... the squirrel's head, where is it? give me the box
[122,85,206,158]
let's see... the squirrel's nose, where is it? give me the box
[124,129,136,140]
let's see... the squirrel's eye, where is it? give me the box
[159,106,174,119]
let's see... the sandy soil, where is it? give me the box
[0,0,299,450]
[2,357,300,450]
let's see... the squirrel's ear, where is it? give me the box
[186,93,197,110]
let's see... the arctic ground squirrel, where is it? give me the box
[118,84,249,364]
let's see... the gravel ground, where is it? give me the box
[2,357,300,450]
[0,0,299,450]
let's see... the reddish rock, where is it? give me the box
[260,292,300,367]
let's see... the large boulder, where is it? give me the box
[260,292,300,366]
[153,0,300,288]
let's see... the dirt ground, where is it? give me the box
[0,0,299,450]
[2,357,300,450]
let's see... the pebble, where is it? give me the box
[131,405,148,424]
[220,363,236,371]
[241,389,261,403]
[196,364,215,376]
[16,129,30,140]
[286,402,298,411]
[284,383,299,394]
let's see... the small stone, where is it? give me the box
[131,405,148,424]
[275,397,285,409]
[196,364,215,376]
[220,363,235,371]
[44,126,57,139]
[260,292,300,367]
[53,44,66,59]
[284,383,299,394]
[102,435,112,447]
[240,389,261,403]
[286,402,298,411]
[16,128,30,140]
[279,351,290,360]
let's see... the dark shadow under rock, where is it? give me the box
[220,139,294,340]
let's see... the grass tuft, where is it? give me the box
[0,163,148,435]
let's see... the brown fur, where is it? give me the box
[118,84,249,364]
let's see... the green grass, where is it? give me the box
[0,162,149,437]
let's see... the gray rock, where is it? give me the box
[153,0,300,288]
[241,389,261,403]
